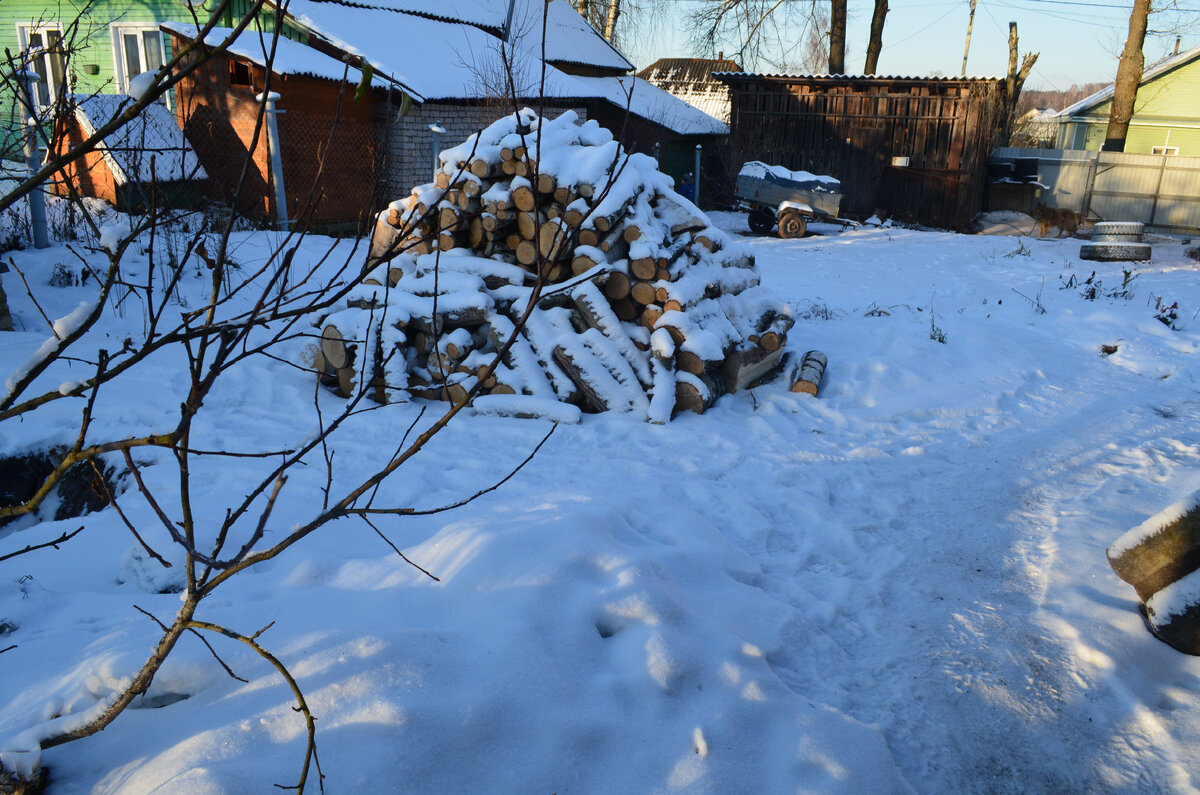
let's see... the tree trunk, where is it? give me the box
[1001,23,1038,144]
[603,0,621,42]
[1104,0,1151,152]
[829,0,847,74]
[863,0,888,75]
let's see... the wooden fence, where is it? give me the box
[991,147,1200,234]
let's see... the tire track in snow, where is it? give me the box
[722,361,1199,792]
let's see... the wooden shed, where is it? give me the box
[715,74,1006,230]
[164,22,383,230]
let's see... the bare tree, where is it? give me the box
[828,0,846,74]
[0,10,568,795]
[687,0,831,72]
[0,2,688,789]
[863,0,888,75]
[1002,22,1038,145]
[1104,0,1152,151]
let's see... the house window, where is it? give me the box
[229,60,252,88]
[111,25,166,95]
[1151,145,1179,156]
[16,24,67,110]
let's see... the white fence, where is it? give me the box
[991,147,1200,234]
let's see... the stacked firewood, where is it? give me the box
[313,109,797,422]
[1108,490,1200,654]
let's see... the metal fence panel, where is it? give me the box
[990,147,1200,233]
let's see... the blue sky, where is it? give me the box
[622,0,1198,91]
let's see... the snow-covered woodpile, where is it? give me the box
[313,109,794,422]
[1108,490,1200,654]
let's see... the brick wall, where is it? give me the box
[172,39,379,229]
[50,119,119,205]
[374,99,588,203]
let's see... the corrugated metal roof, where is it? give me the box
[714,72,1003,82]
[637,58,739,125]
[637,57,742,84]
[1058,44,1200,118]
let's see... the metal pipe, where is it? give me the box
[694,144,702,209]
[430,121,446,181]
[20,70,48,249]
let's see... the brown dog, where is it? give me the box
[1033,203,1084,238]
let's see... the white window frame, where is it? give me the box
[15,23,67,111]
[110,24,167,97]
[1151,145,1179,156]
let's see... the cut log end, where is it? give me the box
[791,350,827,396]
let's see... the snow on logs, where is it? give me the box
[1108,490,1200,654]
[330,109,796,422]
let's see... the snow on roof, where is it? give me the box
[328,0,510,27]
[570,74,728,136]
[277,0,630,76]
[277,0,565,100]
[160,22,398,93]
[69,93,205,184]
[164,3,709,133]
[1058,44,1200,118]
[638,57,743,84]
[274,0,712,132]
[522,0,632,72]
[637,58,740,124]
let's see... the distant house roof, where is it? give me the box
[715,72,1003,82]
[69,93,205,184]
[1058,44,1200,118]
[638,57,741,123]
[640,57,742,84]
[572,74,729,135]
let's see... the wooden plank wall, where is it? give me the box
[725,77,1004,230]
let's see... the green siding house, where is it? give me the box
[0,0,302,156]
[1,0,180,154]
[1057,44,1200,156]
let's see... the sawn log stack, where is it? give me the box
[312,109,811,422]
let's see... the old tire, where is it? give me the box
[748,209,775,234]
[1080,242,1152,262]
[1091,233,1143,244]
[778,212,807,239]
[1093,221,1145,237]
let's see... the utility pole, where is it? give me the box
[961,0,979,75]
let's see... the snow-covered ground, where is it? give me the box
[2,211,1200,793]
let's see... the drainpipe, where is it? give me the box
[257,91,289,230]
[502,0,518,42]
[694,144,702,209]
[19,70,49,249]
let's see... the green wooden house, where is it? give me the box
[0,0,307,158]
[2,0,172,155]
[1057,44,1200,156]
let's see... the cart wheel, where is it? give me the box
[748,209,775,234]
[778,212,807,239]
